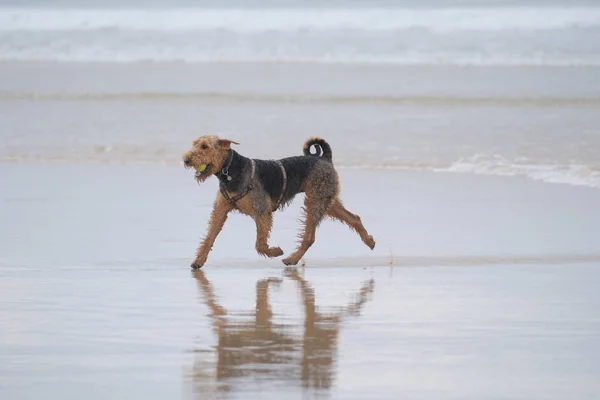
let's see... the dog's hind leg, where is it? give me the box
[282,161,339,266]
[254,213,284,258]
[282,194,331,266]
[327,198,375,250]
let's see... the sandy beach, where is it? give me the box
[2,1,600,398]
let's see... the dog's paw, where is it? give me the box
[267,247,284,258]
[282,255,299,266]
[257,246,284,258]
[365,235,376,250]
[191,257,206,269]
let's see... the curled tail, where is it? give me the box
[303,137,333,163]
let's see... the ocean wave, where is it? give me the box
[1,6,600,65]
[3,51,600,66]
[1,7,599,32]
[436,154,600,189]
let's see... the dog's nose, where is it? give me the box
[184,157,191,166]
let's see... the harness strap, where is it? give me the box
[220,159,255,208]
[273,161,287,211]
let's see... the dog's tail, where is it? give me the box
[303,137,333,163]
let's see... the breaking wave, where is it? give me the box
[1,7,599,32]
[1,6,600,65]
[436,154,600,189]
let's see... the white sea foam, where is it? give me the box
[438,154,600,189]
[1,8,599,32]
[1,6,600,65]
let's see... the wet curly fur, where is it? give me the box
[182,135,375,269]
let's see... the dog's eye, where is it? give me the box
[201,144,208,150]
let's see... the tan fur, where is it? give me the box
[183,135,375,268]
[281,163,338,265]
[327,199,376,249]
[254,213,284,258]
[182,135,237,183]
[193,194,233,267]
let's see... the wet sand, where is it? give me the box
[1,164,599,399]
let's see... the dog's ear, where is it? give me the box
[217,139,240,150]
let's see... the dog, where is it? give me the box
[182,135,375,268]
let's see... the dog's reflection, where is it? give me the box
[190,267,375,394]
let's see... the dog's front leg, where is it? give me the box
[192,195,232,269]
[254,213,284,258]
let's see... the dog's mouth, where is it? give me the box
[193,164,211,181]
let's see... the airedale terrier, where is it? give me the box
[182,135,375,269]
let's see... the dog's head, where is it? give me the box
[182,135,240,183]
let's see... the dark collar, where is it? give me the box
[215,149,235,184]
